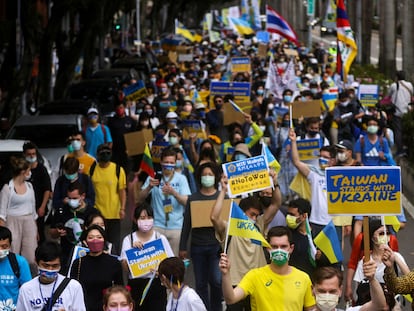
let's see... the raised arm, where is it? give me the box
[219,253,246,305]
[288,128,311,177]
[360,259,387,311]
[210,176,228,239]
[262,171,282,227]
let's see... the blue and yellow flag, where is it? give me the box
[175,19,195,42]
[229,17,255,36]
[314,221,343,264]
[261,143,281,174]
[228,201,270,248]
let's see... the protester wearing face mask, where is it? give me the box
[231,143,252,161]
[84,107,113,159]
[206,95,227,142]
[90,143,126,255]
[121,203,174,310]
[350,219,409,307]
[354,116,395,166]
[142,103,160,129]
[80,212,114,254]
[172,147,197,194]
[63,131,97,176]
[281,89,294,108]
[0,226,31,308]
[0,156,37,275]
[219,226,315,311]
[138,148,191,256]
[17,241,86,311]
[211,173,281,311]
[107,101,137,175]
[285,198,319,277]
[313,263,388,311]
[153,82,176,120]
[179,162,223,311]
[70,225,122,311]
[335,140,360,166]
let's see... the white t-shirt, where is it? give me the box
[16,274,86,311]
[166,286,207,311]
[307,170,332,225]
[353,252,407,283]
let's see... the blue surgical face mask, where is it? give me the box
[26,156,37,163]
[283,95,292,103]
[64,173,78,181]
[71,140,82,151]
[162,163,176,172]
[201,175,215,188]
[257,89,264,96]
[38,268,59,281]
[234,154,248,161]
[68,199,80,209]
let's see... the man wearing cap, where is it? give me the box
[85,107,113,158]
[335,139,360,166]
[91,143,126,254]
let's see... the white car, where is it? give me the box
[5,114,84,186]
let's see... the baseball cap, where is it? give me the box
[335,140,354,150]
[166,112,178,119]
[87,107,99,115]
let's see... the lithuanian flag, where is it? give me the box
[140,143,155,178]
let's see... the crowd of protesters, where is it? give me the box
[0,35,413,311]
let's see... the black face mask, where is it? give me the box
[98,152,112,163]
[259,196,272,208]
[201,148,215,159]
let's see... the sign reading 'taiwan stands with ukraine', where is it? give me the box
[326,166,401,215]
[222,155,272,198]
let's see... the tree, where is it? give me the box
[378,0,396,77]
[402,0,414,82]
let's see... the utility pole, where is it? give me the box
[307,0,315,50]
[356,0,362,63]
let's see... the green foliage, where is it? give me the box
[350,64,393,96]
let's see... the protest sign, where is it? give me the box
[124,129,154,156]
[125,239,168,278]
[222,155,273,197]
[191,198,241,228]
[297,138,321,161]
[210,81,251,109]
[231,57,251,73]
[124,81,148,101]
[150,141,169,163]
[326,166,401,215]
[66,246,89,277]
[290,100,322,118]
[182,120,207,140]
[358,84,379,107]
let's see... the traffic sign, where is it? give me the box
[307,0,315,16]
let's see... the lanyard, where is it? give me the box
[39,279,57,311]
[170,285,185,311]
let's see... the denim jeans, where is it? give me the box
[191,243,222,311]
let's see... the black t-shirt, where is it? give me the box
[289,229,315,277]
[29,163,52,209]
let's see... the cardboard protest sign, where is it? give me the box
[124,129,154,156]
[284,48,299,57]
[222,155,273,198]
[182,120,207,140]
[125,239,168,278]
[124,81,148,101]
[326,166,402,215]
[231,57,251,73]
[290,100,322,118]
[190,198,240,228]
[210,81,251,110]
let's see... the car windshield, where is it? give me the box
[7,124,76,148]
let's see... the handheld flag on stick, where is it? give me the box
[140,143,155,178]
[228,99,243,113]
[336,0,357,82]
[266,5,299,46]
[224,200,271,252]
[229,17,255,36]
[261,143,281,174]
[175,19,195,42]
[306,218,317,267]
[139,272,156,306]
[314,221,343,264]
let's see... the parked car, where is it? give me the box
[91,68,142,85]
[0,139,52,187]
[5,114,84,184]
[112,57,151,76]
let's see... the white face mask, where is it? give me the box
[315,293,339,311]
[137,219,154,232]
[25,171,32,181]
[0,249,10,259]
[336,152,348,163]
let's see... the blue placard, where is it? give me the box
[325,166,402,215]
[297,138,321,160]
[358,84,379,107]
[125,238,168,278]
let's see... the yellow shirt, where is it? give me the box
[66,153,96,175]
[91,162,126,219]
[239,265,315,311]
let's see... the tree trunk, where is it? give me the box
[378,0,396,77]
[402,0,414,82]
[360,0,373,64]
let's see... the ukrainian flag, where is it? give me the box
[175,19,195,42]
[314,221,343,264]
[262,143,281,174]
[229,17,255,36]
[228,201,270,248]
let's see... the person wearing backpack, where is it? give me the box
[90,143,126,255]
[0,226,32,310]
[84,107,113,159]
[16,241,86,311]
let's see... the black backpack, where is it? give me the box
[8,252,20,279]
